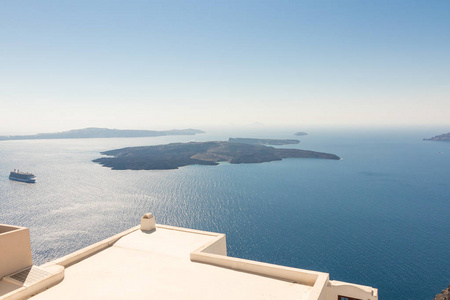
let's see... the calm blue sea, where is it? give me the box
[1,127,449,299]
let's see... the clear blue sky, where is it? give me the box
[1,0,449,134]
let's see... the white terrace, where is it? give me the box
[0,214,377,300]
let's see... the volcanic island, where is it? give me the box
[93,141,340,170]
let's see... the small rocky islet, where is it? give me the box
[93,141,340,170]
[294,132,308,136]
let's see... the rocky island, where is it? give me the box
[294,132,308,136]
[228,137,300,145]
[424,132,450,142]
[0,128,204,141]
[435,284,450,300]
[93,141,340,170]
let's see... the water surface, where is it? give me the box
[1,127,449,299]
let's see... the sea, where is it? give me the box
[1,127,449,300]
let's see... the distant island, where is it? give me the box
[93,141,340,170]
[294,132,308,136]
[424,132,450,142]
[228,137,299,146]
[0,128,205,141]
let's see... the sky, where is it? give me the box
[0,0,449,134]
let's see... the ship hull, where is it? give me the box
[9,175,36,183]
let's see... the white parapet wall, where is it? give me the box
[0,225,33,279]
[189,228,330,300]
[327,280,378,300]
[0,225,65,300]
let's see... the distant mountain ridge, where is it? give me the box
[0,128,205,141]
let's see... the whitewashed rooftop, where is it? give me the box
[0,214,378,300]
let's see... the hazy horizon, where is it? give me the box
[1,1,449,134]
[1,123,450,138]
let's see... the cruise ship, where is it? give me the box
[9,170,36,183]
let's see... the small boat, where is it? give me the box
[9,169,36,183]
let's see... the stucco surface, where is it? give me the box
[31,228,313,300]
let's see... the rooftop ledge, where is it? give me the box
[0,214,378,300]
